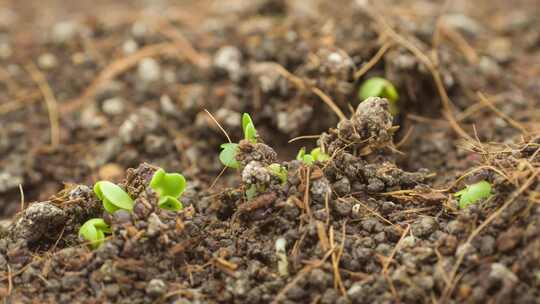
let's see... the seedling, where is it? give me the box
[219,113,258,168]
[267,163,288,185]
[94,181,134,214]
[79,218,111,249]
[454,180,492,209]
[275,237,289,276]
[245,184,258,201]
[358,77,399,115]
[310,148,330,162]
[242,113,257,143]
[149,168,186,211]
[219,143,240,169]
[296,147,330,166]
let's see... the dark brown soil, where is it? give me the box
[1,0,540,303]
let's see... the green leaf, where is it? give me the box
[310,148,330,162]
[79,218,110,249]
[244,123,257,143]
[297,147,328,165]
[158,196,183,211]
[150,168,186,198]
[358,77,399,115]
[302,154,314,166]
[267,163,288,185]
[242,113,254,134]
[455,180,492,209]
[296,147,306,161]
[246,185,258,201]
[242,113,257,143]
[219,143,240,169]
[94,181,134,214]
[383,83,399,102]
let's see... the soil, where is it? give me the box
[1,0,540,303]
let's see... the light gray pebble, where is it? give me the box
[146,278,167,296]
[137,58,161,83]
[102,97,125,116]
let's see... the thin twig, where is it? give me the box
[395,125,415,148]
[155,20,210,68]
[354,41,393,80]
[7,264,12,296]
[204,109,232,143]
[209,166,228,190]
[25,63,61,148]
[18,184,25,211]
[311,87,347,121]
[477,92,527,134]
[288,135,321,143]
[0,91,42,115]
[270,63,347,121]
[303,167,313,220]
[61,42,186,114]
[440,25,479,64]
[271,248,336,304]
[382,224,410,273]
[365,9,472,141]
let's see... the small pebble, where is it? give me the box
[145,278,167,297]
[489,263,518,283]
[160,95,179,117]
[102,97,125,116]
[112,210,131,225]
[122,39,138,55]
[0,171,23,193]
[52,21,78,43]
[496,227,523,252]
[137,58,161,83]
[147,213,164,237]
[132,21,149,38]
[0,42,12,59]
[411,216,438,237]
[38,53,58,70]
[214,46,242,81]
[103,283,120,298]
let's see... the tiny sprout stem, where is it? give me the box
[275,237,289,277]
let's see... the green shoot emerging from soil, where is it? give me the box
[79,218,111,249]
[454,180,492,209]
[242,113,257,143]
[296,147,330,166]
[94,181,134,214]
[267,163,288,185]
[219,113,258,168]
[219,143,240,169]
[358,77,399,115]
[149,168,186,211]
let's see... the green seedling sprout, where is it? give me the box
[454,180,492,209]
[79,218,111,249]
[310,148,330,162]
[150,168,186,211]
[219,113,258,168]
[245,184,258,201]
[267,163,288,185]
[297,147,331,166]
[94,181,134,214]
[242,113,257,143]
[219,143,240,169]
[296,147,314,165]
[358,77,399,115]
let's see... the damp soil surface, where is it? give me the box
[1,0,540,303]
